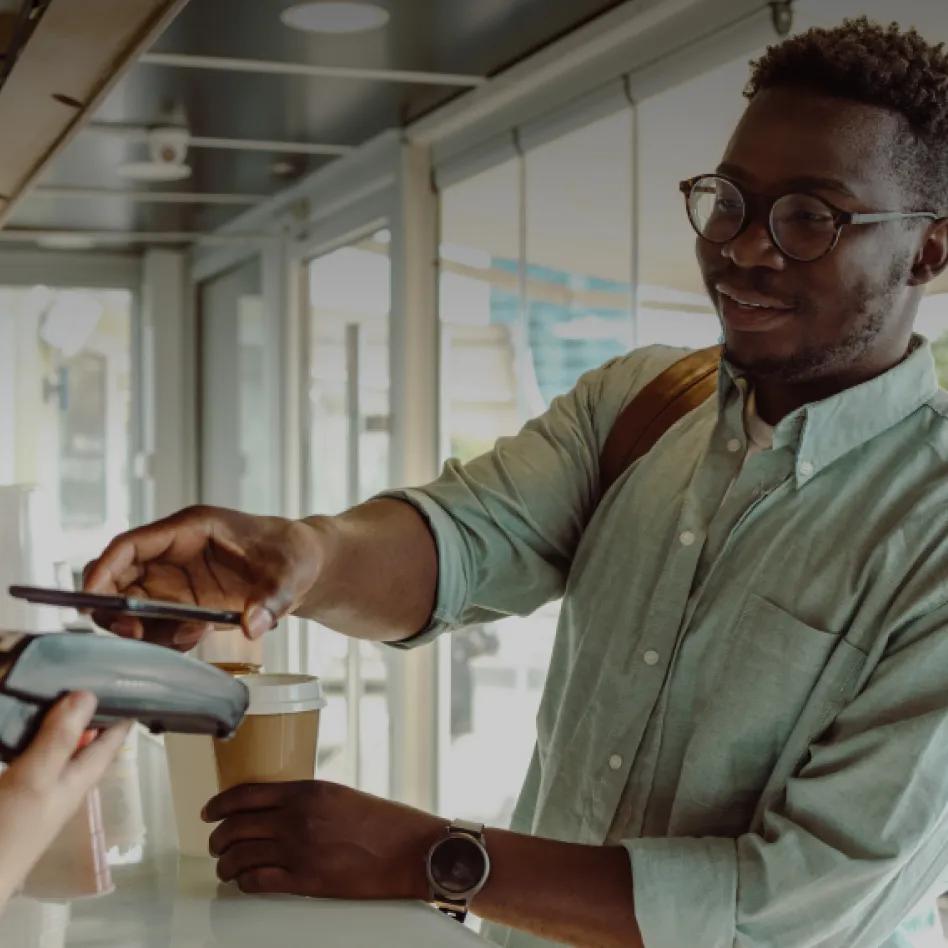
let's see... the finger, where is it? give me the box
[83,509,214,594]
[63,721,133,794]
[242,523,322,638]
[10,692,97,787]
[215,840,288,883]
[209,813,281,857]
[83,556,141,593]
[203,782,302,822]
[242,603,275,642]
[234,866,304,896]
[171,622,213,650]
[92,615,207,651]
[243,572,302,641]
[91,610,144,639]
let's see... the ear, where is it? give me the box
[909,218,948,286]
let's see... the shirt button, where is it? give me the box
[609,754,623,771]
[799,461,814,478]
[643,650,660,666]
[726,438,742,453]
[679,530,695,546]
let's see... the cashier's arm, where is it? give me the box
[0,694,130,910]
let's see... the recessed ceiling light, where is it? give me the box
[280,2,389,34]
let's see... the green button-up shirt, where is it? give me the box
[387,336,948,947]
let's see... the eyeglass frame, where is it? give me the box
[679,173,940,262]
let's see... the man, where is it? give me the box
[86,18,948,947]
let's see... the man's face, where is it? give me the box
[696,86,927,381]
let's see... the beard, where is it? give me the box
[718,253,913,384]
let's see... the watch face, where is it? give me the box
[430,836,488,896]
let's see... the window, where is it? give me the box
[196,258,270,671]
[525,110,634,390]
[439,158,525,822]
[0,285,134,572]
[636,55,749,348]
[303,230,392,798]
[437,109,636,824]
[198,258,271,514]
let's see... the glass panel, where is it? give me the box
[304,230,392,798]
[198,258,269,513]
[438,159,522,822]
[197,257,267,670]
[0,285,134,574]
[524,111,635,393]
[438,114,634,823]
[636,53,755,347]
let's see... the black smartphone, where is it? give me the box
[8,585,243,627]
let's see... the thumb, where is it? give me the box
[241,547,315,640]
[242,603,276,641]
[10,692,97,788]
[242,579,296,640]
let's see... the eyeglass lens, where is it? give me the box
[687,175,838,261]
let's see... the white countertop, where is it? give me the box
[0,729,488,947]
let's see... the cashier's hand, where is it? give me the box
[0,692,131,909]
[83,505,324,649]
[204,781,441,899]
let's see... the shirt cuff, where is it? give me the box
[624,836,737,948]
[375,488,468,650]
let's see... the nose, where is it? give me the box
[722,217,785,271]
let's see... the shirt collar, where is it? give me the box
[744,389,774,451]
[717,334,940,486]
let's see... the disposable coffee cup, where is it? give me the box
[166,662,258,857]
[23,788,113,901]
[165,732,219,857]
[213,674,325,791]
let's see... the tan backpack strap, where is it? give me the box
[599,345,722,497]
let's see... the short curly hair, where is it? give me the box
[745,17,948,209]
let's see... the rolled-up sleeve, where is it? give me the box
[382,347,684,649]
[625,604,948,947]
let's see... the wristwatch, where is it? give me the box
[425,819,491,922]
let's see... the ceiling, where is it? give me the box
[5,0,625,244]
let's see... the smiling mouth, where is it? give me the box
[716,285,796,312]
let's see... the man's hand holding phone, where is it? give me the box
[81,506,324,651]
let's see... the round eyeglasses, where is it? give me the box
[680,174,939,262]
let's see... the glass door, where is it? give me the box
[196,256,269,669]
[0,285,136,575]
[302,229,392,796]
[198,257,270,513]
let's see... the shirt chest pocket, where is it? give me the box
[674,594,845,830]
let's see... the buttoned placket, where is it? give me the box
[582,410,752,839]
[585,390,803,841]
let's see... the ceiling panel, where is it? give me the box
[10,0,625,242]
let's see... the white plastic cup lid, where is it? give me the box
[239,673,326,716]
